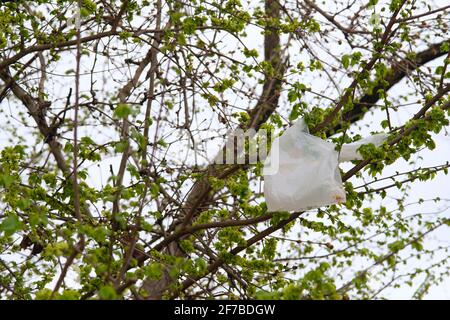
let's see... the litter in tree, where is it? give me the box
[263,118,387,212]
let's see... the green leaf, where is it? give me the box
[58,289,81,300]
[341,55,350,69]
[114,141,129,153]
[1,174,15,188]
[114,104,132,119]
[35,289,53,300]
[98,285,117,300]
[145,263,163,280]
[1,214,21,236]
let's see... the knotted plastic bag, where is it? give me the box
[338,133,389,162]
[263,118,387,212]
[263,119,346,212]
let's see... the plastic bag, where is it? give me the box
[264,119,346,212]
[338,133,389,162]
[263,119,388,212]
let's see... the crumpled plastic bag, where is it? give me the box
[263,118,387,212]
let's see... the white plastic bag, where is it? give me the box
[264,119,346,212]
[338,133,389,162]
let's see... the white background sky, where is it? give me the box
[0,0,449,299]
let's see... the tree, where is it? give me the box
[0,0,449,300]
